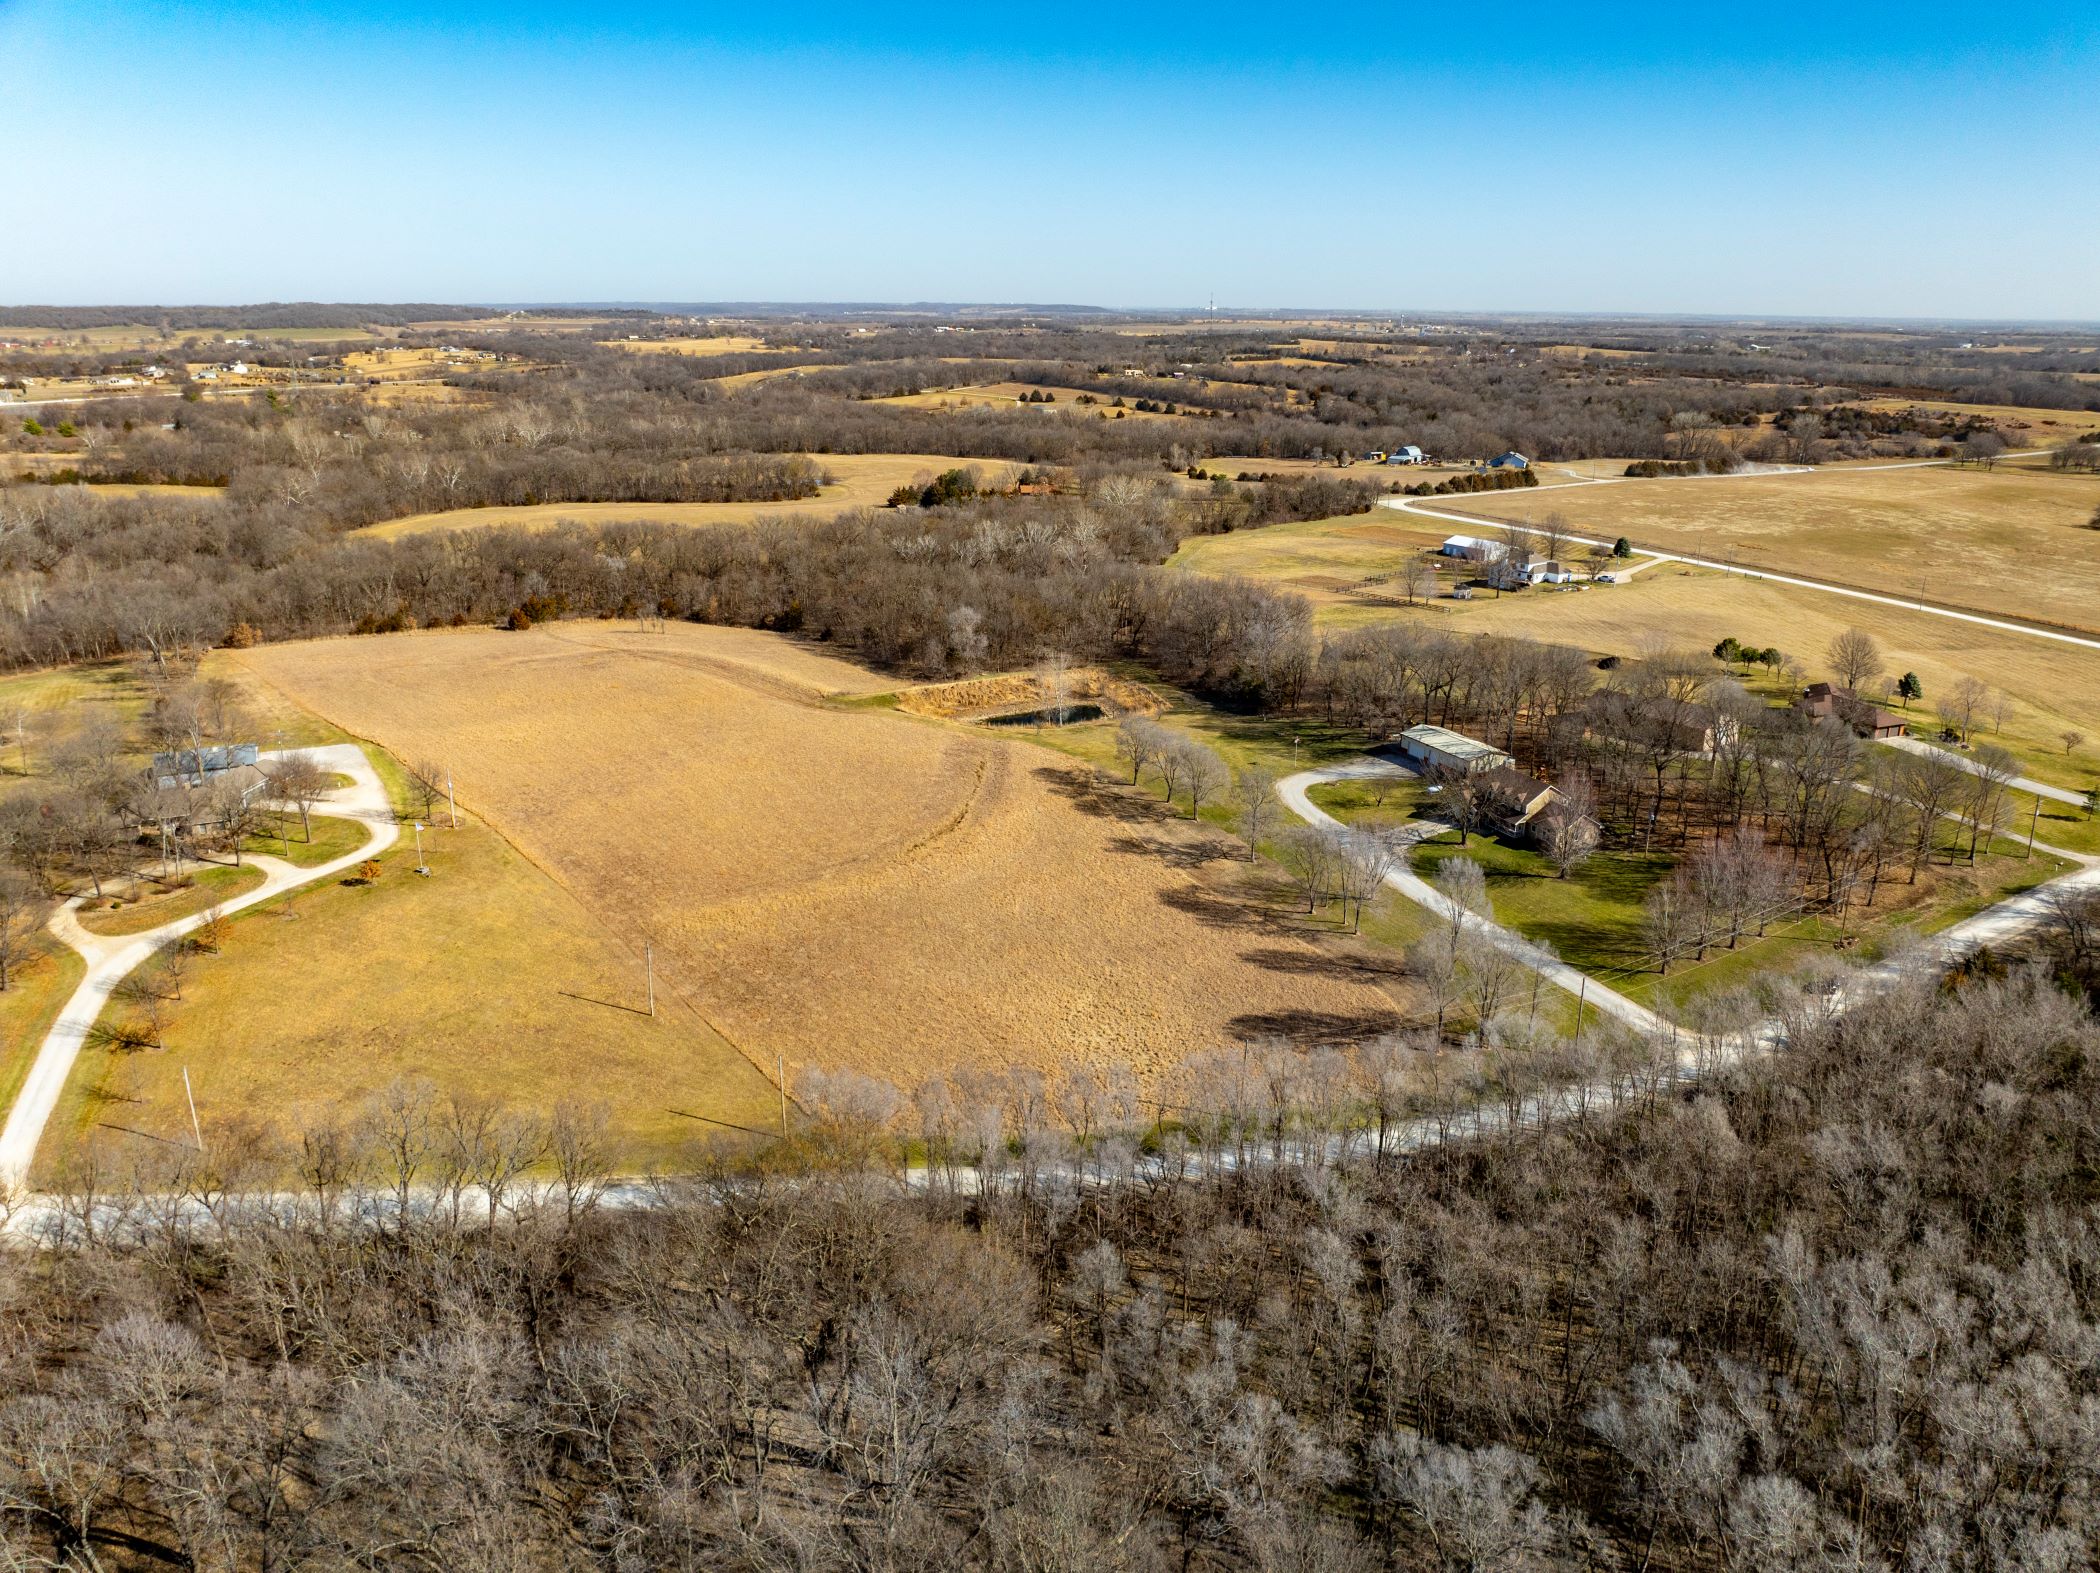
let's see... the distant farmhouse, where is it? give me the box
[1383,445,1428,465]
[1797,683,1909,740]
[1486,451,1530,470]
[1440,534,1508,563]
[1396,724,1513,775]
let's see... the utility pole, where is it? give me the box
[447,770,458,829]
[413,822,430,876]
[777,1053,788,1135]
[2027,797,2041,859]
[1572,974,1587,1048]
[645,943,655,1017]
[182,1067,204,1153]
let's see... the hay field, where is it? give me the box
[1444,463,2100,633]
[359,452,1019,539]
[230,624,1409,1089]
[711,363,846,390]
[1850,398,2100,447]
[601,336,779,355]
[875,383,1184,419]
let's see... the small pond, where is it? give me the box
[983,703,1105,727]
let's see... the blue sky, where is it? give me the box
[4,2,2096,319]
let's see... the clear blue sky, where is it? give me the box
[5,1,2096,320]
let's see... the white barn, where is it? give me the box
[1440,535,1508,563]
[1395,725,1513,775]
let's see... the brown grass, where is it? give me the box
[357,453,1022,540]
[1443,462,2100,633]
[1172,513,2100,784]
[229,624,1412,1090]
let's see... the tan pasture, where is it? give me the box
[358,452,1019,539]
[231,624,1411,1091]
[600,336,780,355]
[710,363,846,390]
[1850,398,2100,446]
[1439,461,2100,633]
[875,382,1183,418]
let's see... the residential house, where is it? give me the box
[1487,451,1530,470]
[1796,682,1908,739]
[1478,766,1559,835]
[1395,725,1513,775]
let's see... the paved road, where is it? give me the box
[1879,735,2094,808]
[0,744,397,1190]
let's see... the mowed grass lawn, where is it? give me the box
[36,809,784,1185]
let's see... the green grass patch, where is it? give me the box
[240,812,371,867]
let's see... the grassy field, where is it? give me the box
[0,937,85,1122]
[1443,460,2100,634]
[359,452,1018,539]
[1171,516,2100,792]
[35,804,785,1184]
[874,383,1186,419]
[710,363,846,390]
[228,624,1416,1091]
[600,335,781,355]
[1408,827,2071,1011]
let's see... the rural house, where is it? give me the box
[1384,445,1427,465]
[1395,724,1514,775]
[1487,451,1530,470]
[1478,766,1559,834]
[1796,682,1909,739]
[152,742,261,788]
[1439,534,1509,562]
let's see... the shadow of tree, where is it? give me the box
[1238,945,1409,983]
[1226,1009,1401,1045]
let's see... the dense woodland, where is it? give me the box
[0,973,2091,1568]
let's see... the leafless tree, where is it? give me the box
[0,868,47,991]
[1826,628,1883,692]
[266,751,331,842]
[1234,765,1278,858]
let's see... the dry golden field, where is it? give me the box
[230,624,1410,1090]
[359,452,1020,539]
[1850,398,2100,446]
[710,363,846,390]
[874,382,1184,419]
[1445,462,2100,633]
[37,804,784,1183]
[600,335,781,355]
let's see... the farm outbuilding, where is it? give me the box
[1384,445,1427,465]
[1395,725,1513,775]
[1487,451,1530,470]
[1440,534,1508,562]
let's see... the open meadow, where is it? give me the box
[357,452,1019,539]
[1443,460,2100,633]
[225,624,1415,1094]
[34,788,785,1184]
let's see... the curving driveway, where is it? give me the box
[0,744,397,1189]
[1277,755,2100,1057]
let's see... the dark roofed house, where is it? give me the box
[152,742,260,788]
[1487,451,1530,470]
[1797,683,1907,740]
[1478,766,1559,835]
